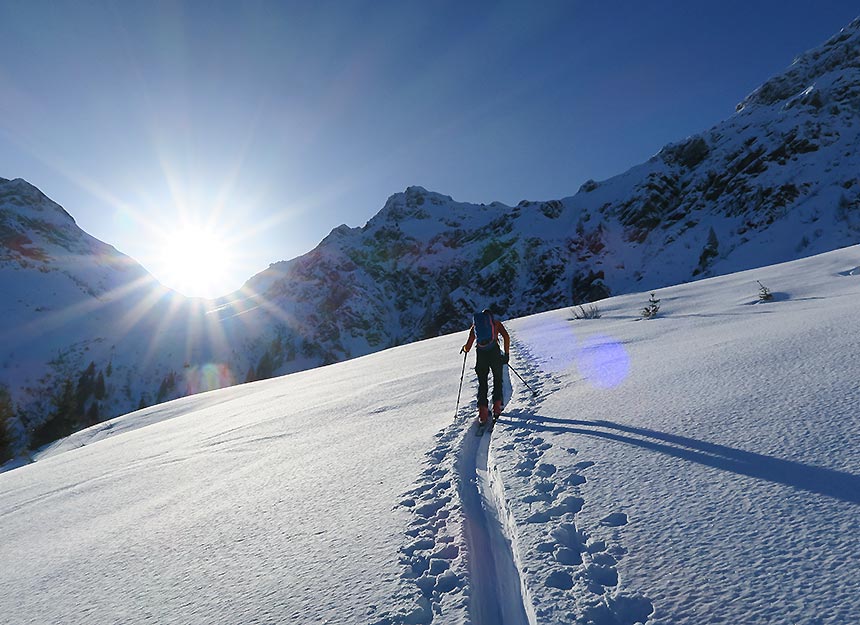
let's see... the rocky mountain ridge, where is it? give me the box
[232,17,860,344]
[2,16,859,463]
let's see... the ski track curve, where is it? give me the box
[378,335,654,624]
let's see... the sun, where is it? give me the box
[158,223,235,299]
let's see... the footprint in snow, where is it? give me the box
[536,462,557,477]
[586,563,619,588]
[522,491,555,504]
[600,512,629,527]
[545,569,575,590]
[421,467,446,480]
[525,496,584,523]
[523,446,543,460]
[591,552,617,567]
[563,473,587,487]
[534,481,556,493]
[550,522,586,551]
[583,594,655,625]
[515,458,538,477]
[554,546,582,566]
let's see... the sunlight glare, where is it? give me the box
[159,224,234,299]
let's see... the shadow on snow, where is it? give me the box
[500,412,860,505]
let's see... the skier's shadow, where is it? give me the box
[500,412,860,505]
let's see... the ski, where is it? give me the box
[475,414,499,436]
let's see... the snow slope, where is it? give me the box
[2,245,858,624]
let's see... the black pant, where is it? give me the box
[475,344,503,407]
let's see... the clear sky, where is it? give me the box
[1,1,858,298]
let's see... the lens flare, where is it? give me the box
[516,315,631,388]
[518,316,579,373]
[574,334,630,389]
[185,363,235,395]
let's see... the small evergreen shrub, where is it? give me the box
[641,293,661,319]
[757,280,774,301]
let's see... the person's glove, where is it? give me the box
[501,352,509,364]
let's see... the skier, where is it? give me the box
[461,309,510,425]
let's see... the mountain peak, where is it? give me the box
[399,186,454,206]
[0,177,76,224]
[367,186,456,229]
[736,15,860,112]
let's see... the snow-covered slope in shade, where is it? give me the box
[2,245,858,624]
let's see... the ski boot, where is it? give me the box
[478,405,489,425]
[492,400,502,419]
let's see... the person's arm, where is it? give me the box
[462,327,476,353]
[497,320,510,355]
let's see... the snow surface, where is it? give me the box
[1,245,859,624]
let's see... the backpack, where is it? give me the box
[472,310,498,350]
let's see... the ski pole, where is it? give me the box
[507,363,539,396]
[453,349,468,419]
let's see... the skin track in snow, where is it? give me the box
[457,374,532,624]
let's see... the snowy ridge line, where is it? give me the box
[489,337,655,624]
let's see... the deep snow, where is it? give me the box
[1,245,859,624]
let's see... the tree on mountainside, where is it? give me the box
[256,350,274,380]
[30,377,78,448]
[694,227,719,276]
[94,371,106,400]
[75,361,97,413]
[85,401,99,426]
[0,386,15,463]
[156,371,177,403]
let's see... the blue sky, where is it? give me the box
[1,1,858,297]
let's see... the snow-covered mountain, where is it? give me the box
[2,245,858,624]
[0,177,246,456]
[212,18,860,369]
[2,16,859,460]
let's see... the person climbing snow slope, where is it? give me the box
[461,309,510,425]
